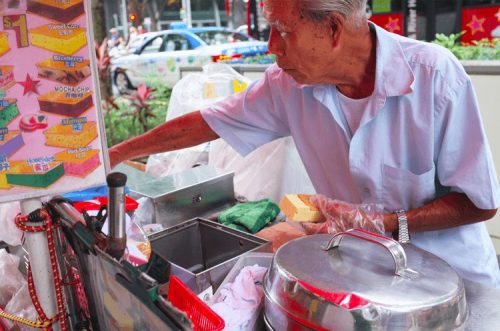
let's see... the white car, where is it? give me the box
[110,26,268,94]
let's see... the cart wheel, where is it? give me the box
[115,71,133,95]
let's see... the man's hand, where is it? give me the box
[108,146,123,169]
[401,192,497,232]
[106,111,219,170]
[300,195,385,235]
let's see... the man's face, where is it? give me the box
[264,0,335,84]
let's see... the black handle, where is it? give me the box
[106,172,127,188]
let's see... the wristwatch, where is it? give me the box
[395,209,410,244]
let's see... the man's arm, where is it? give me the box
[384,192,498,233]
[108,111,219,168]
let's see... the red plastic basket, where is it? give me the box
[167,276,224,331]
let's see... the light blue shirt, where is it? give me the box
[201,24,500,287]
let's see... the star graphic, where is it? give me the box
[385,17,401,33]
[17,74,40,96]
[496,9,500,23]
[466,15,485,35]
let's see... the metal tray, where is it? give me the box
[147,218,271,294]
[116,164,236,229]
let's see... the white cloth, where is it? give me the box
[337,91,371,135]
[201,23,500,287]
[210,265,267,330]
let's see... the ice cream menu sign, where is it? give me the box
[0,0,108,203]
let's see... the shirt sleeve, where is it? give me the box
[435,78,500,209]
[200,67,291,156]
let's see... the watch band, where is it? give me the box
[396,209,410,244]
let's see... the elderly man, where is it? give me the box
[109,0,500,287]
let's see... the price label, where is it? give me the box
[72,123,83,131]
[33,163,50,173]
[3,15,29,48]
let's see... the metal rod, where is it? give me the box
[106,172,127,259]
[21,198,60,331]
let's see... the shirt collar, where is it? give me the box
[371,22,415,97]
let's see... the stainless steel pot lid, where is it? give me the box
[264,229,467,330]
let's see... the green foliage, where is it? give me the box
[243,53,276,64]
[103,78,171,148]
[432,32,500,60]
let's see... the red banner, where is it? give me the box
[369,13,405,35]
[461,5,500,43]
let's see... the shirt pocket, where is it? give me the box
[382,164,436,210]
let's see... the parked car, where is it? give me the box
[110,25,268,94]
[108,32,158,58]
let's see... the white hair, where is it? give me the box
[299,0,367,26]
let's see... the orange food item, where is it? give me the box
[279,194,324,222]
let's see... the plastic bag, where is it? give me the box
[209,137,314,203]
[96,210,151,267]
[131,197,156,227]
[0,202,22,246]
[299,195,385,235]
[0,249,24,307]
[4,283,37,331]
[146,63,251,178]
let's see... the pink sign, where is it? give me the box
[461,5,500,43]
[0,0,108,203]
[369,13,405,36]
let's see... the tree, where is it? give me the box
[126,0,171,31]
[91,0,106,43]
[146,0,171,31]
[127,0,147,28]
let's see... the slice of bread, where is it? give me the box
[279,194,324,223]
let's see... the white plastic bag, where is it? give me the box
[4,283,37,331]
[146,63,250,178]
[209,137,314,203]
[131,197,156,227]
[0,249,24,307]
[0,201,22,246]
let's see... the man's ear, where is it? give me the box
[329,13,344,47]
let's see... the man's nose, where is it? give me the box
[267,27,284,57]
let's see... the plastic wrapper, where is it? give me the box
[124,220,151,267]
[146,63,315,203]
[3,283,37,331]
[0,202,22,246]
[98,211,151,267]
[298,195,385,235]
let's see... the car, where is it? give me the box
[110,24,268,94]
[108,32,156,58]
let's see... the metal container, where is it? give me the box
[115,164,236,229]
[264,229,467,330]
[148,218,271,294]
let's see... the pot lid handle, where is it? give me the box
[322,229,419,279]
